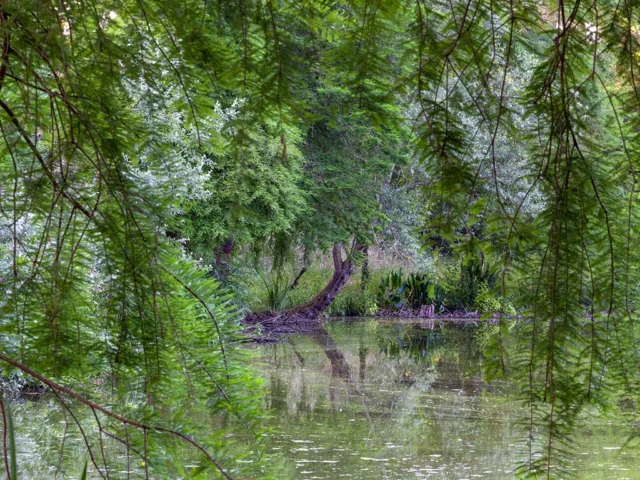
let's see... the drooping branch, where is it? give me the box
[0,395,11,480]
[161,267,230,379]
[0,352,233,480]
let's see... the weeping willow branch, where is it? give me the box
[0,396,11,480]
[161,266,230,379]
[0,352,234,480]
[0,99,94,218]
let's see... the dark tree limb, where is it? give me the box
[0,352,233,479]
[245,239,366,324]
[288,266,307,291]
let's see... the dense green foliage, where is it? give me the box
[0,1,267,477]
[3,0,640,478]
[242,260,513,317]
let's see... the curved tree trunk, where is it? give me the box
[245,240,365,324]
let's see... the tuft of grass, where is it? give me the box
[261,273,291,311]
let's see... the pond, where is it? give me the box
[4,318,640,479]
[255,318,640,479]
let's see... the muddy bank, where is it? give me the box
[242,310,505,342]
[242,312,326,342]
[373,307,481,319]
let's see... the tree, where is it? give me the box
[0,2,265,477]
[179,105,308,277]
[183,4,410,318]
[3,1,640,478]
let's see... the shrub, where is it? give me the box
[376,269,406,309]
[328,282,378,316]
[438,257,501,312]
[376,270,445,312]
[405,272,446,310]
[475,283,517,315]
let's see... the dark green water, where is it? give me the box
[256,318,640,479]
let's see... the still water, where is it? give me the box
[256,318,640,479]
[5,318,640,478]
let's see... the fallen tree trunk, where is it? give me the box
[245,240,366,325]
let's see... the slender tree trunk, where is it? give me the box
[288,266,307,291]
[215,237,234,279]
[360,246,369,292]
[245,239,366,323]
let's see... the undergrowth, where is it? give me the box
[238,259,516,317]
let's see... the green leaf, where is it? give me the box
[79,460,88,480]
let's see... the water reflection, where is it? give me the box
[6,319,640,478]
[309,326,353,381]
[258,318,640,479]
[307,326,371,422]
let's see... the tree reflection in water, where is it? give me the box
[307,326,371,421]
[259,319,640,479]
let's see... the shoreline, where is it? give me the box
[242,311,509,343]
